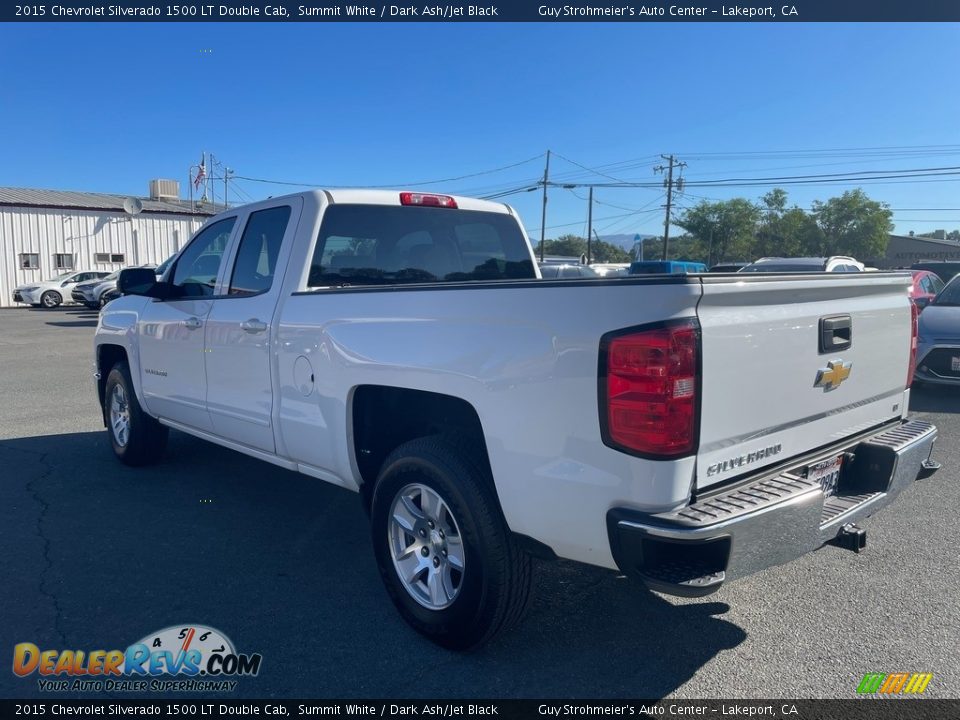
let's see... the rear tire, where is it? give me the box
[370,436,532,650]
[104,361,168,466]
[40,291,62,308]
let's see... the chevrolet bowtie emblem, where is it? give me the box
[815,359,852,390]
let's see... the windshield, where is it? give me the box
[45,272,74,282]
[934,277,960,306]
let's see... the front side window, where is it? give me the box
[20,253,39,269]
[228,206,291,296]
[171,217,236,296]
[307,205,534,287]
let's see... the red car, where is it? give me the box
[910,270,946,310]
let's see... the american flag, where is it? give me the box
[193,156,206,189]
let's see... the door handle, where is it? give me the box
[819,315,852,353]
[240,319,268,334]
[183,316,202,330]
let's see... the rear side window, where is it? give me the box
[229,206,292,296]
[307,205,535,287]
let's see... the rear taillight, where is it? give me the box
[399,192,458,208]
[600,319,700,458]
[907,300,919,388]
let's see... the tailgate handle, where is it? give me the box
[819,315,852,353]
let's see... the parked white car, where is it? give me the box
[590,262,630,277]
[740,256,865,273]
[13,271,110,308]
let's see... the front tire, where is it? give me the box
[40,291,62,308]
[370,437,532,650]
[104,361,168,466]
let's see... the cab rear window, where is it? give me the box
[307,205,535,287]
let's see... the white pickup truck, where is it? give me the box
[94,189,939,649]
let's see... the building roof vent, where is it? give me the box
[149,179,180,201]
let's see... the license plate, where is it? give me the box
[952,356,960,372]
[809,455,843,497]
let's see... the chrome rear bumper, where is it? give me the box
[607,419,938,597]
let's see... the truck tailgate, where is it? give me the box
[694,273,913,489]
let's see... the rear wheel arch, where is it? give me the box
[350,386,497,506]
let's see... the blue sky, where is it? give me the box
[2,22,960,237]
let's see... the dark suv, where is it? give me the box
[910,261,960,284]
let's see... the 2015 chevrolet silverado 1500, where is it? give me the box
[94,189,939,649]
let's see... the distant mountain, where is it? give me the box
[598,233,657,251]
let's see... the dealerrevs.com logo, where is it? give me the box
[13,625,262,693]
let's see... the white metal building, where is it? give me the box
[0,180,216,308]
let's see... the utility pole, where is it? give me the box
[586,185,593,264]
[224,167,233,211]
[654,155,686,261]
[539,150,550,262]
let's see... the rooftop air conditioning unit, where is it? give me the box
[149,179,180,201]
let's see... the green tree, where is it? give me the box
[811,189,893,260]
[542,234,631,263]
[754,189,823,258]
[544,234,587,258]
[674,198,760,265]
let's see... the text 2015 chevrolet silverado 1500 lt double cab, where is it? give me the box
[94,190,939,649]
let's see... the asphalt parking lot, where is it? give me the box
[1,306,958,700]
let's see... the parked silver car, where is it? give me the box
[96,256,176,310]
[72,271,120,309]
[915,274,960,386]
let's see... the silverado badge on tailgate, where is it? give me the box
[815,359,852,390]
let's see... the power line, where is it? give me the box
[673,143,960,159]
[551,151,635,184]
[526,206,663,235]
[682,165,960,186]
[481,183,541,200]
[232,152,546,190]
[542,168,960,190]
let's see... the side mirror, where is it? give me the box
[118,267,160,297]
[915,297,930,310]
